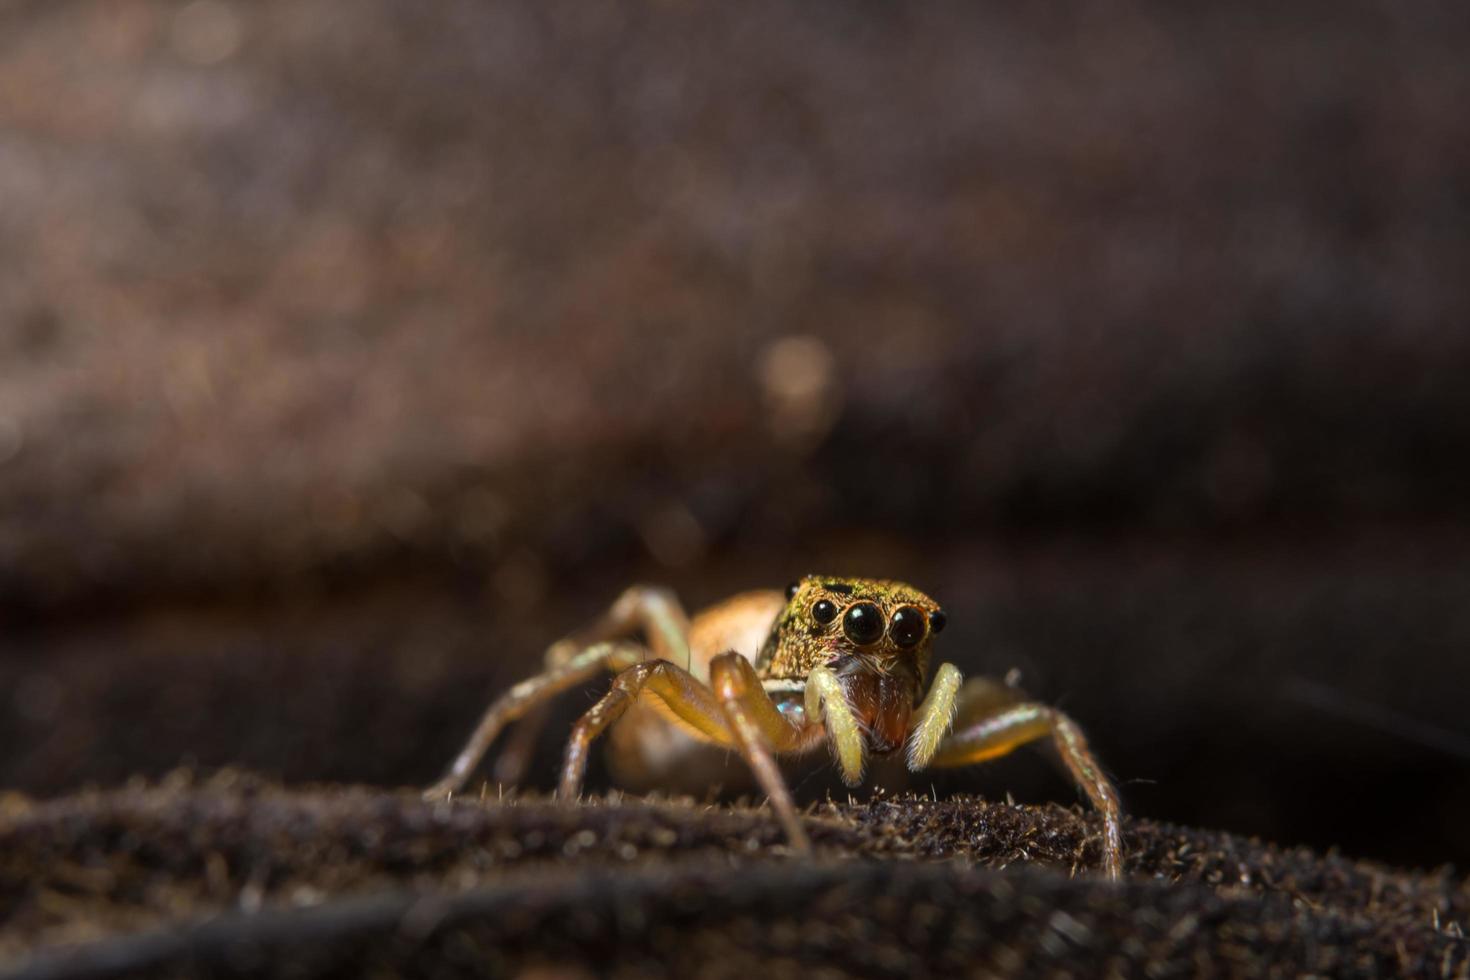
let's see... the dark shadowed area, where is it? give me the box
[2,0,1469,975]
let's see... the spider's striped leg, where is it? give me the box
[709,652,814,852]
[432,586,693,794]
[488,701,550,785]
[557,658,734,800]
[424,640,645,799]
[557,654,812,851]
[927,684,1124,881]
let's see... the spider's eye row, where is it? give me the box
[890,606,927,648]
[811,599,839,624]
[842,602,885,645]
[785,581,800,601]
[929,609,947,634]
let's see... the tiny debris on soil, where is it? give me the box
[1,772,1466,978]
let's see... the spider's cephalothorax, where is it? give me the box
[757,576,945,678]
[425,576,1125,880]
[756,576,947,755]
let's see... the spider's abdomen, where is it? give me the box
[682,589,786,682]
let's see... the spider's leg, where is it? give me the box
[489,701,550,785]
[484,585,694,788]
[557,658,734,800]
[569,584,693,667]
[710,652,813,852]
[424,640,645,799]
[927,684,1124,881]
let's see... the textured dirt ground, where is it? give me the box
[2,774,1467,978]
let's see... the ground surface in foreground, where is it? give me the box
[1,774,1466,978]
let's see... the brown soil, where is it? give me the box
[2,773,1467,978]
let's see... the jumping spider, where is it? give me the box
[425,575,1124,879]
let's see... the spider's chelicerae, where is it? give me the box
[426,575,1124,879]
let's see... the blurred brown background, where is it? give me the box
[2,1,1469,868]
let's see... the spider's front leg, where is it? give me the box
[914,669,1125,881]
[557,652,814,852]
[709,653,813,850]
[556,658,732,799]
[425,585,691,799]
[424,640,646,799]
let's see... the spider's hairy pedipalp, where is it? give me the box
[907,662,964,771]
[805,666,865,786]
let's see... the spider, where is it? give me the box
[425,575,1124,879]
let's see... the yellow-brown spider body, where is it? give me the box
[756,578,942,754]
[426,575,1125,879]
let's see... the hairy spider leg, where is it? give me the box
[558,652,814,852]
[927,683,1124,881]
[488,700,551,785]
[425,640,644,799]
[709,653,816,851]
[558,659,733,796]
[428,586,691,795]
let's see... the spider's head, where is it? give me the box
[758,575,947,751]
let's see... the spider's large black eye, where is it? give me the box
[842,602,884,645]
[785,581,800,601]
[929,610,947,634]
[890,606,927,648]
[811,599,838,624]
